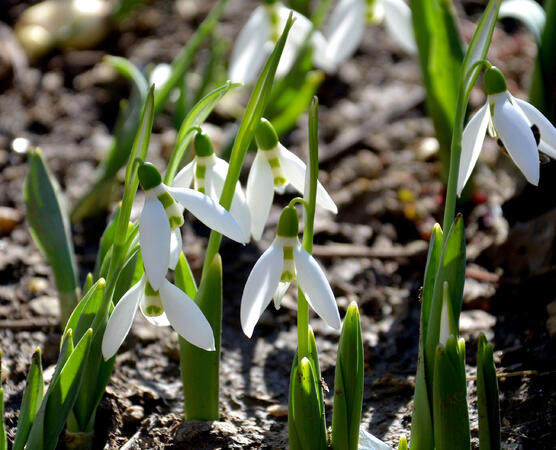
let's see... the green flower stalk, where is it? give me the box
[477,333,501,450]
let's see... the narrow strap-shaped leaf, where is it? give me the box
[25,148,78,325]
[104,56,149,98]
[63,279,105,342]
[477,333,501,450]
[13,348,44,450]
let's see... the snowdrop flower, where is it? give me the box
[323,0,416,69]
[228,0,331,85]
[457,66,556,196]
[101,275,215,359]
[173,131,251,243]
[138,162,246,291]
[241,205,341,337]
[247,118,337,240]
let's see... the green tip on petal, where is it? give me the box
[484,67,507,95]
[277,206,299,238]
[194,131,214,157]
[255,118,279,151]
[138,162,162,190]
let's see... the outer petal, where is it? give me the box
[277,144,338,213]
[159,279,216,351]
[493,96,540,186]
[311,30,336,73]
[166,186,246,244]
[102,277,145,360]
[293,244,341,329]
[325,0,365,66]
[172,160,195,189]
[229,6,270,84]
[240,242,283,337]
[246,151,275,240]
[381,0,418,54]
[458,103,490,196]
[539,140,556,159]
[513,98,556,153]
[168,228,182,270]
[275,4,314,77]
[210,158,252,243]
[139,195,171,291]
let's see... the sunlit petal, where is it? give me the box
[172,160,195,188]
[277,144,337,213]
[325,0,365,66]
[241,242,283,337]
[493,96,540,185]
[275,3,313,77]
[139,195,171,291]
[293,244,341,329]
[159,279,216,351]
[168,228,182,270]
[381,0,418,54]
[513,97,556,152]
[102,277,145,360]
[246,151,275,240]
[166,186,246,244]
[458,103,490,196]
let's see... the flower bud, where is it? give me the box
[194,131,214,157]
[277,206,299,237]
[138,163,162,190]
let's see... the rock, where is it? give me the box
[28,295,59,318]
[266,403,288,418]
[0,206,23,235]
[459,310,496,338]
[28,277,49,293]
[122,405,144,424]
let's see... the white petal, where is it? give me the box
[139,195,171,291]
[273,281,290,310]
[539,140,556,159]
[493,96,540,186]
[166,186,247,244]
[159,279,215,351]
[169,228,182,270]
[381,0,418,54]
[293,244,341,329]
[241,242,283,338]
[228,6,270,84]
[277,144,337,213]
[513,98,556,153]
[275,4,313,78]
[325,0,365,66]
[172,160,195,188]
[210,158,252,243]
[246,151,275,240]
[102,277,145,360]
[310,30,336,73]
[458,103,490,196]
[139,303,170,327]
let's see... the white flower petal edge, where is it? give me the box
[160,279,216,351]
[169,228,182,270]
[246,151,275,240]
[241,242,283,338]
[139,195,171,291]
[167,186,247,244]
[492,94,540,186]
[173,160,195,189]
[513,98,556,153]
[381,0,418,54]
[293,244,341,330]
[277,144,338,213]
[102,277,145,360]
[228,6,270,84]
[458,104,490,196]
[325,0,365,67]
[139,301,171,327]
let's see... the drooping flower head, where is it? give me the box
[241,205,341,337]
[137,162,246,291]
[173,131,251,242]
[247,118,337,240]
[458,66,556,196]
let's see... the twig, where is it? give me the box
[0,318,58,330]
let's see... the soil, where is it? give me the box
[0,0,555,449]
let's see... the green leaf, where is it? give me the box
[477,333,501,450]
[331,302,364,450]
[13,349,44,450]
[25,147,78,325]
[498,0,545,44]
[180,254,222,420]
[398,435,408,450]
[63,279,105,342]
[27,329,93,450]
[432,336,470,450]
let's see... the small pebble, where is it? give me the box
[29,277,49,293]
[266,404,288,418]
[29,295,59,317]
[122,405,144,423]
[416,137,439,161]
[0,206,23,235]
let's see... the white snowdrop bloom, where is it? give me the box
[173,131,251,243]
[240,206,341,337]
[101,275,215,360]
[457,66,556,196]
[246,118,337,240]
[228,1,332,85]
[323,0,417,68]
[138,162,246,291]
